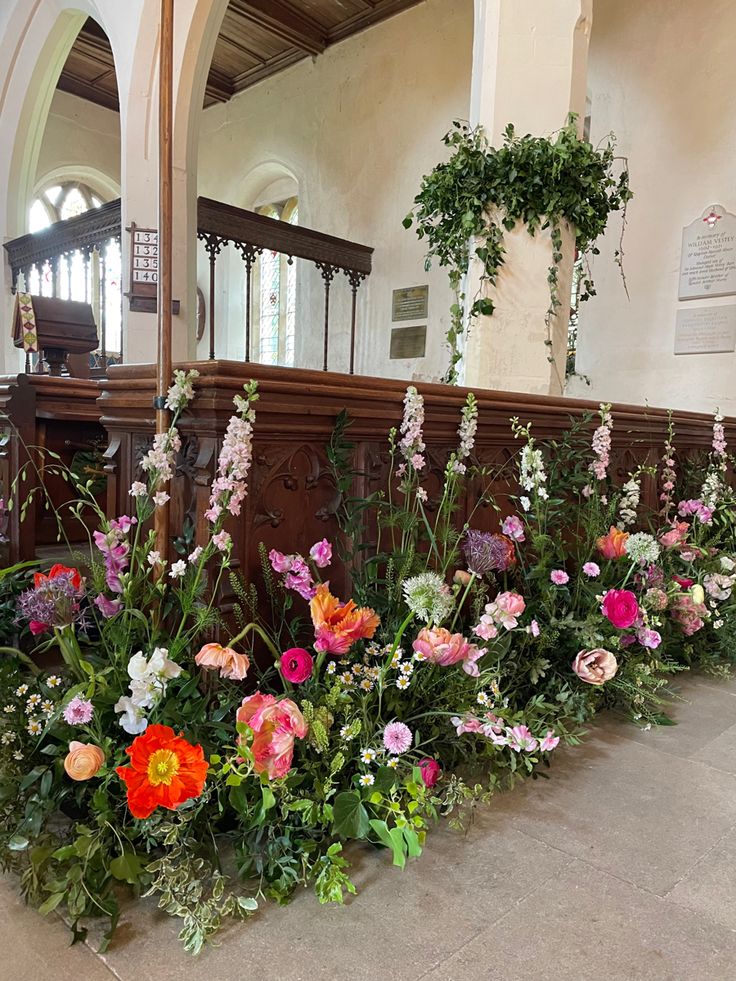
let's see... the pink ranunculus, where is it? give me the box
[236,692,308,780]
[309,538,332,569]
[572,648,618,685]
[550,569,569,586]
[501,515,525,542]
[279,647,314,684]
[412,627,483,677]
[601,589,640,629]
[418,757,442,787]
[268,549,293,574]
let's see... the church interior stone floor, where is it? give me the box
[4,672,736,981]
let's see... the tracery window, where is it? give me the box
[27,181,122,365]
[251,197,298,366]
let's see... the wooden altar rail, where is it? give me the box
[98,360,733,601]
[0,374,106,563]
[197,198,373,371]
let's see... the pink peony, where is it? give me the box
[383,721,413,754]
[412,627,484,677]
[601,589,639,629]
[572,648,618,685]
[418,757,442,787]
[279,647,313,684]
[237,692,308,780]
[550,569,570,586]
[309,539,332,568]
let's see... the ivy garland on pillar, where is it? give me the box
[404,115,632,383]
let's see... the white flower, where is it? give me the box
[169,559,187,579]
[26,719,42,736]
[326,662,337,675]
[3,705,14,714]
[14,685,28,697]
[147,550,161,567]
[165,368,199,412]
[520,496,531,512]
[114,695,148,735]
[1,732,16,744]
[26,694,41,710]
[13,750,23,761]
[714,619,724,630]
[416,487,428,503]
[339,725,354,740]
[624,532,660,566]
[359,773,375,787]
[188,546,203,563]
[396,676,411,690]
[386,757,399,769]
[477,691,490,706]
[153,491,170,507]
[402,572,453,625]
[41,700,54,716]
[400,662,414,677]
[413,649,427,662]
[360,748,377,764]
[339,672,354,686]
[130,481,147,498]
[617,476,641,528]
[359,678,374,691]
[46,675,61,688]
[147,647,182,681]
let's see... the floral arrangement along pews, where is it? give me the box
[1,372,734,953]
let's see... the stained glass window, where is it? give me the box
[252,197,298,366]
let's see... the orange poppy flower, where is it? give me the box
[309,583,379,655]
[116,724,209,820]
[34,563,82,591]
[596,526,629,560]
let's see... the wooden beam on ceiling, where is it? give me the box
[327,0,424,44]
[56,71,119,112]
[230,48,308,94]
[228,0,327,56]
[205,65,235,104]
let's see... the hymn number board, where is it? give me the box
[126,223,159,313]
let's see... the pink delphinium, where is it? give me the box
[588,404,613,481]
[397,385,426,476]
[205,382,257,523]
[383,721,413,755]
[550,569,569,586]
[212,530,231,551]
[63,696,94,726]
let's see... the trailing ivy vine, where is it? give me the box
[403,115,632,383]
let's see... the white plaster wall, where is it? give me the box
[197,0,473,379]
[34,90,120,195]
[568,0,736,414]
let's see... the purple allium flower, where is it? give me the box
[463,530,516,575]
[63,696,94,726]
[383,721,413,755]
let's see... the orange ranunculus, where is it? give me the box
[195,642,250,681]
[237,692,308,780]
[596,526,629,560]
[116,724,208,820]
[34,563,83,591]
[309,583,380,655]
[64,741,105,781]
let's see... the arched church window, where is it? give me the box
[251,197,298,366]
[26,181,122,365]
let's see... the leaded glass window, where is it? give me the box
[251,197,298,366]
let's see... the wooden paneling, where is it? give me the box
[59,2,426,112]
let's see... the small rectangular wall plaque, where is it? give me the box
[674,304,736,355]
[679,206,736,300]
[390,324,426,359]
[392,285,429,322]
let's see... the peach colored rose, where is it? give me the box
[572,649,618,685]
[195,642,250,681]
[64,741,105,781]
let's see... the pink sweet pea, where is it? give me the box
[501,515,525,542]
[507,725,538,753]
[309,539,332,569]
[268,549,293,574]
[636,627,662,649]
[539,730,560,752]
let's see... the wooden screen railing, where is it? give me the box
[197,197,373,372]
[3,200,123,372]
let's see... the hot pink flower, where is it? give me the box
[572,648,618,685]
[412,627,484,677]
[279,647,313,684]
[309,538,332,569]
[236,692,307,780]
[418,757,441,787]
[601,589,639,629]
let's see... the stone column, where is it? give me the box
[462,0,592,395]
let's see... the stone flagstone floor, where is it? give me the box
[4,672,736,981]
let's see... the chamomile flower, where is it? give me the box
[396,676,411,691]
[413,649,427,662]
[1,732,16,745]
[359,678,374,692]
[13,751,23,761]
[391,652,402,668]
[400,662,414,677]
[477,691,491,706]
[3,705,14,714]
[27,694,41,710]
[386,757,399,769]
[27,718,42,736]
[41,700,54,716]
[352,663,363,675]
[340,725,354,740]
[326,662,337,675]
[366,666,381,680]
[359,773,375,787]
[366,642,381,657]
[46,675,61,688]
[339,672,354,686]
[14,685,28,697]
[360,748,377,764]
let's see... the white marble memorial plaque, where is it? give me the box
[679,205,736,300]
[674,304,736,355]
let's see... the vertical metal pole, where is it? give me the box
[155,0,174,556]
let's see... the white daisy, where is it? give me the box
[359,773,375,787]
[359,678,374,692]
[400,662,414,677]
[339,672,354,686]
[386,757,399,769]
[396,677,411,691]
[27,719,42,736]
[1,732,16,744]
[413,649,427,662]
[27,694,41,709]
[46,676,61,688]
[41,700,54,716]
[326,662,337,675]
[3,705,15,714]
[360,748,377,764]
[339,725,354,740]
[477,691,490,706]
[14,685,28,697]
[13,751,23,761]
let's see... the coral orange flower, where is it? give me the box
[309,583,379,655]
[34,563,83,591]
[116,724,208,820]
[237,692,308,780]
[596,526,629,560]
[195,642,250,681]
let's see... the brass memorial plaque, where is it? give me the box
[392,285,429,322]
[390,324,426,359]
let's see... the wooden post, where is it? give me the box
[155,0,174,555]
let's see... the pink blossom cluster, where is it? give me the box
[474,591,526,639]
[677,499,713,524]
[397,385,426,475]
[451,712,559,753]
[452,393,478,475]
[93,515,137,595]
[269,539,332,601]
[588,404,613,481]
[140,429,181,484]
[712,413,727,457]
[205,387,257,524]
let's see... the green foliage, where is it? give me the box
[404,117,632,381]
